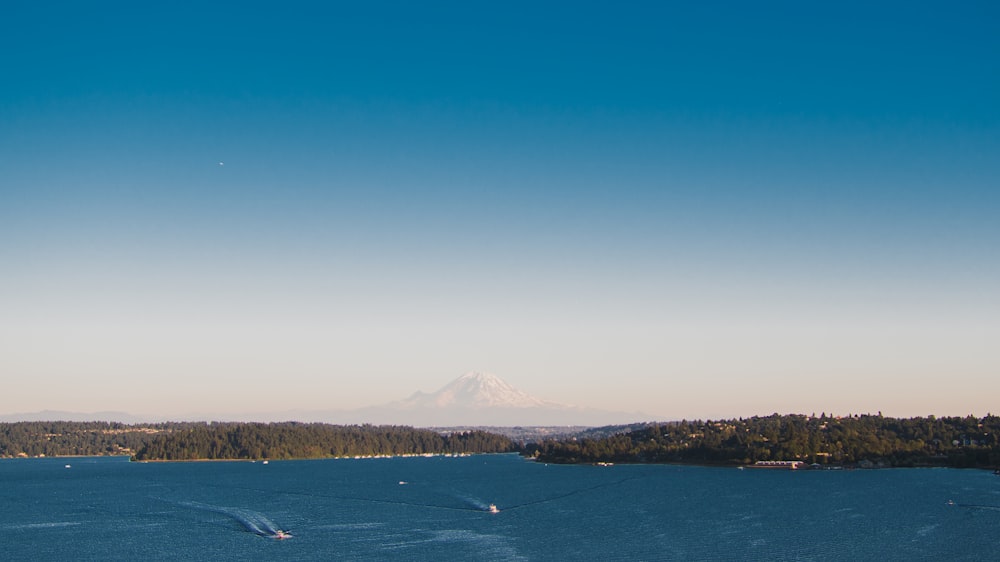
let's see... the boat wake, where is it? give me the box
[5,522,82,531]
[442,475,643,514]
[181,472,641,519]
[953,502,1000,513]
[453,494,491,512]
[216,482,490,514]
[502,475,644,511]
[177,501,290,539]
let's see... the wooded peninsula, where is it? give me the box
[0,421,515,460]
[526,413,1000,469]
[1,414,998,469]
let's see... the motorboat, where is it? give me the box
[487,504,499,514]
[272,530,292,540]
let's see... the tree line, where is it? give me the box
[6,415,999,468]
[0,421,516,460]
[132,422,516,460]
[524,414,1000,468]
[0,421,173,458]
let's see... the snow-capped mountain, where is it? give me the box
[1,373,654,427]
[395,372,551,409]
[348,372,646,427]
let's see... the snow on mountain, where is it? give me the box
[0,373,655,428]
[396,372,551,409]
[349,372,645,427]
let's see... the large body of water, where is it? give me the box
[0,454,997,560]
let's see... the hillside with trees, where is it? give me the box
[0,421,515,460]
[524,414,1000,469]
[131,422,516,460]
[0,421,175,458]
[5,415,999,468]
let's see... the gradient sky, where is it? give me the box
[2,1,998,420]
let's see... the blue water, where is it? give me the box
[0,455,997,560]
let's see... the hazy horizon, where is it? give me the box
[0,370,994,425]
[2,3,998,421]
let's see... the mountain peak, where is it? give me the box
[349,372,648,426]
[457,371,501,383]
[397,372,548,410]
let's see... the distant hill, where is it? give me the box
[0,410,157,424]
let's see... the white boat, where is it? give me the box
[272,530,292,540]
[488,504,499,514]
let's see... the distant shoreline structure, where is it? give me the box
[745,460,805,469]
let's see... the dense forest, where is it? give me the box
[5,415,1000,469]
[0,421,173,458]
[524,414,1000,469]
[132,423,516,461]
[0,421,515,460]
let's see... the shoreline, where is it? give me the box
[3,453,996,472]
[527,456,1000,471]
[132,451,483,463]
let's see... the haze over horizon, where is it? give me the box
[2,2,998,421]
[1,371,654,426]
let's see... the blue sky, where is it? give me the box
[1,2,998,420]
